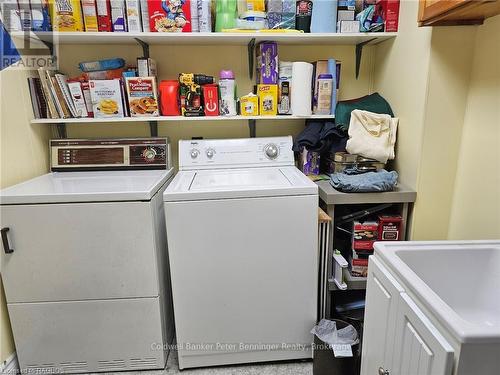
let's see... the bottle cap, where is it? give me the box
[219,70,235,79]
[318,74,333,79]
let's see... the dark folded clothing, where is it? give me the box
[330,170,398,193]
[293,120,348,153]
[335,92,394,132]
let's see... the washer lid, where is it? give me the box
[0,169,174,204]
[163,166,317,201]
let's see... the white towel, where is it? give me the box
[346,110,398,163]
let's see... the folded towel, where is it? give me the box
[335,92,394,132]
[346,109,398,163]
[330,170,398,193]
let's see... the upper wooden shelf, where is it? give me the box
[12,31,397,46]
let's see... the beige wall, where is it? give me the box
[0,67,52,362]
[448,15,500,240]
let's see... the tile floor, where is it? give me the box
[107,351,312,375]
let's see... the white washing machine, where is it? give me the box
[164,136,318,369]
[0,138,175,374]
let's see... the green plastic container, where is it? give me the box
[215,0,237,31]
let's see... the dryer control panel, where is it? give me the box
[50,138,171,171]
[178,136,295,171]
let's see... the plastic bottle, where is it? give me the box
[315,74,333,115]
[219,70,237,116]
[215,0,237,32]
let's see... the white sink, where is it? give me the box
[375,240,500,343]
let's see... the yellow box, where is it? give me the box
[257,84,278,116]
[240,94,259,116]
[50,0,84,31]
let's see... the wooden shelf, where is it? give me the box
[31,114,335,124]
[12,31,397,46]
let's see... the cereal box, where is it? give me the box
[257,84,278,116]
[125,0,142,32]
[125,77,159,117]
[111,0,127,31]
[50,0,84,31]
[89,79,124,118]
[148,0,192,33]
[81,0,98,31]
[96,0,112,31]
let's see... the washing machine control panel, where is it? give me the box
[179,136,294,171]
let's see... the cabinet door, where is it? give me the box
[0,202,159,303]
[392,293,454,375]
[419,0,471,22]
[361,257,404,375]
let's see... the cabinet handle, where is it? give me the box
[378,367,390,375]
[1,227,14,254]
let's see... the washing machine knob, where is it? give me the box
[264,144,279,159]
[190,149,200,159]
[143,147,157,160]
[206,148,215,159]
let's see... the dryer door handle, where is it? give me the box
[1,227,14,254]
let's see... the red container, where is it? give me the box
[159,80,180,116]
[203,84,219,116]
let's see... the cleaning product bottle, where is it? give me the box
[215,0,237,31]
[219,70,237,116]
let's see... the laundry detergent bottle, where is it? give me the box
[215,0,237,31]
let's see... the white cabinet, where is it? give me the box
[362,258,454,375]
[361,257,404,375]
[392,293,454,375]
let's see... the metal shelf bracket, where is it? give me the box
[149,121,158,137]
[355,37,377,79]
[248,119,256,138]
[56,123,67,138]
[247,38,256,80]
[134,38,150,58]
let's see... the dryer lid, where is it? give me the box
[0,169,174,204]
[163,166,317,202]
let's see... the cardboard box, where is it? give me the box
[240,94,259,116]
[125,77,159,117]
[350,258,368,277]
[96,0,112,31]
[148,0,192,32]
[125,0,142,32]
[89,79,124,118]
[257,84,278,116]
[256,42,278,84]
[352,221,378,250]
[137,57,157,77]
[378,215,402,241]
[381,0,400,32]
[50,0,84,31]
[339,20,360,33]
[82,0,99,31]
[111,0,127,31]
[203,84,219,116]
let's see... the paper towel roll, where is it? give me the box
[291,62,314,116]
[311,0,338,33]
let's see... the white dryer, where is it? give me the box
[0,138,175,373]
[164,136,318,369]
